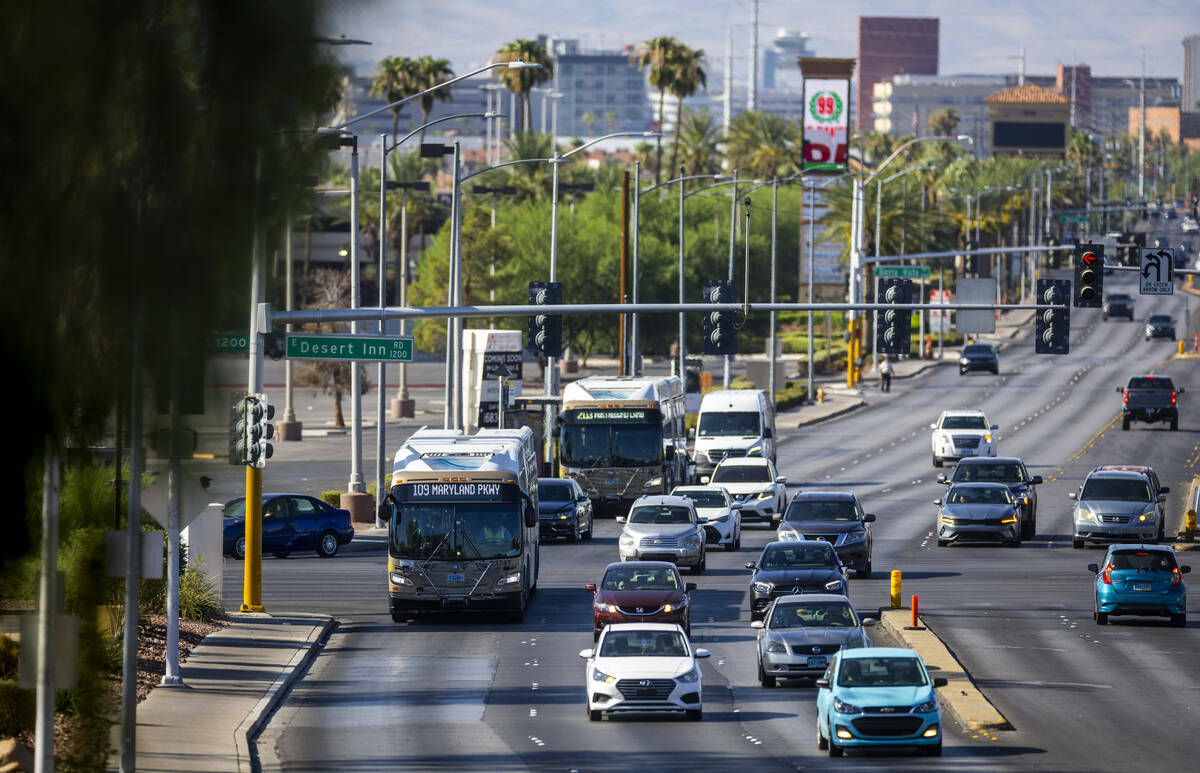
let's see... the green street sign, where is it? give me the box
[1058,214,1089,223]
[208,333,250,353]
[286,334,413,362]
[874,265,931,279]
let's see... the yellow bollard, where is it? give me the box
[1179,340,1185,356]
[1187,509,1196,542]
[890,570,902,609]
[817,387,825,404]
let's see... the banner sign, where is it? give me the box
[802,78,850,173]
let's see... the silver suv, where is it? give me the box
[1069,468,1166,548]
[617,495,706,574]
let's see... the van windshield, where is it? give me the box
[698,411,761,437]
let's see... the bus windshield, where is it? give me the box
[561,423,663,468]
[390,503,522,561]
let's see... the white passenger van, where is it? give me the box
[693,389,776,483]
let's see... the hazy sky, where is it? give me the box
[329,0,1197,83]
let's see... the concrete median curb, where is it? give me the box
[232,614,337,773]
[879,608,1012,733]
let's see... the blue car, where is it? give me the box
[223,494,354,559]
[1089,544,1190,626]
[816,647,947,757]
[537,477,593,542]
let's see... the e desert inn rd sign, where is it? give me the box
[286,333,413,362]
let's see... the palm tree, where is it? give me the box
[410,56,454,142]
[369,56,415,139]
[927,108,960,137]
[501,131,555,200]
[493,39,554,131]
[581,112,597,136]
[634,36,681,184]
[676,109,723,177]
[666,44,706,180]
[604,111,618,134]
[725,111,802,179]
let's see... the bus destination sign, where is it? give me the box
[398,482,519,502]
[566,409,655,423]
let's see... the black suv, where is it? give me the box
[1102,293,1135,321]
[959,343,999,375]
[1145,314,1176,341]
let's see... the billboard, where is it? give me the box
[802,78,851,173]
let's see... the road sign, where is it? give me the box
[1058,214,1089,223]
[208,333,249,352]
[1138,248,1175,295]
[286,334,413,361]
[955,278,997,334]
[875,265,931,279]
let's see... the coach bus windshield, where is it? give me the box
[390,503,522,561]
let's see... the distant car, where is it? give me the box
[1182,217,1199,233]
[671,485,742,550]
[587,561,695,641]
[1145,314,1176,341]
[1070,467,1167,548]
[938,457,1042,538]
[751,593,875,687]
[1164,208,1177,219]
[709,457,788,524]
[617,495,706,573]
[746,541,851,621]
[933,483,1024,547]
[1089,545,1190,627]
[580,622,710,721]
[929,409,998,468]
[816,648,947,757]
[537,477,593,542]
[958,342,999,375]
[1118,374,1182,431]
[1102,293,1135,321]
[776,492,875,578]
[223,494,354,559]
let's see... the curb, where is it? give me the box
[232,614,337,773]
[788,398,868,429]
[879,609,1011,733]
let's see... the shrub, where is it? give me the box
[179,556,222,622]
[0,682,33,739]
[321,491,343,507]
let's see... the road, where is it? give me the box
[222,229,1200,772]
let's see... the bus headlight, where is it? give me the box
[497,571,522,586]
[644,476,663,489]
[389,573,413,586]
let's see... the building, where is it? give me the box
[856,16,939,133]
[548,37,650,138]
[1129,106,1183,143]
[985,83,1070,158]
[762,28,814,90]
[1184,34,1200,112]
[1057,65,1092,128]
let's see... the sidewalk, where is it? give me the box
[108,613,333,773]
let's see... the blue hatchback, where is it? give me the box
[1089,544,1190,626]
[815,647,946,757]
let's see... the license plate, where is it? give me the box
[807,656,826,667]
[446,573,465,584]
[1132,582,1151,591]
[1108,529,1123,536]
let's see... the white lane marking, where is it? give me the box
[531,682,539,690]
[1002,680,1113,689]
[529,708,538,717]
[529,736,546,746]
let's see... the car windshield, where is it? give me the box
[838,656,928,687]
[1108,551,1177,572]
[223,499,247,518]
[1081,477,1152,502]
[760,544,837,569]
[1107,294,1132,302]
[540,482,574,502]
[947,486,1012,504]
[785,500,859,522]
[697,411,760,437]
[713,464,771,483]
[962,344,994,355]
[629,505,693,525]
[1148,315,1172,323]
[953,463,1025,483]
[599,629,689,657]
[389,503,522,560]
[674,490,727,508]
[601,566,681,591]
[769,602,859,629]
[940,415,988,430]
[1127,377,1174,390]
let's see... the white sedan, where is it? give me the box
[709,457,788,524]
[580,622,710,721]
[671,485,742,550]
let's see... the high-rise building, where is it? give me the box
[1057,64,1092,128]
[762,28,813,90]
[1184,34,1200,112]
[857,16,939,133]
[549,37,650,138]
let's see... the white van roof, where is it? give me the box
[699,389,765,411]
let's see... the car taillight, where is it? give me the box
[1172,566,1183,586]
[1171,391,1177,404]
[1101,564,1113,585]
[1123,392,1129,404]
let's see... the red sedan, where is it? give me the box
[586,561,696,641]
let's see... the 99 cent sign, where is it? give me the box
[801,78,850,173]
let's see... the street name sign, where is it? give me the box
[208,333,250,353]
[875,265,931,279]
[1138,248,1174,295]
[1058,214,1089,223]
[286,334,414,362]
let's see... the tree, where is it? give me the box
[667,44,707,180]
[725,110,802,179]
[410,56,454,141]
[493,39,553,131]
[581,112,597,136]
[294,268,368,427]
[604,111,618,134]
[676,109,723,177]
[927,108,960,137]
[635,36,681,184]
[370,56,415,138]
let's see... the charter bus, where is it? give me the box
[559,375,690,515]
[382,427,540,622]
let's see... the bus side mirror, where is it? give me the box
[521,495,537,528]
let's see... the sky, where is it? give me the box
[327,0,1198,84]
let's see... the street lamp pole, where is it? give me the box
[725,168,738,388]
[631,160,641,373]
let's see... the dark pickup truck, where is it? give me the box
[1102,293,1135,320]
[1118,375,1183,431]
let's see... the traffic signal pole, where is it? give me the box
[241,464,264,612]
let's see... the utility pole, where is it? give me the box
[619,169,629,376]
[35,445,60,773]
[724,169,738,388]
[748,0,758,111]
[723,29,733,136]
[1139,50,1146,201]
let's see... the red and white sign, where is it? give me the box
[801,78,850,173]
[929,289,953,332]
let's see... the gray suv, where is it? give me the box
[617,495,707,574]
[1070,468,1167,548]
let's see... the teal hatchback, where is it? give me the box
[1089,544,1190,626]
[815,647,946,757]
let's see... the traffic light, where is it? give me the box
[1035,278,1070,355]
[1073,243,1103,308]
[264,329,285,360]
[701,279,738,355]
[875,278,913,355]
[527,281,563,358]
[236,393,275,468]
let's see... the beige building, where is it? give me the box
[985,83,1070,158]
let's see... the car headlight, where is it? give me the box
[842,532,865,544]
[938,514,956,525]
[663,598,687,612]
[914,698,938,713]
[677,666,701,683]
[752,581,773,594]
[756,491,775,500]
[1000,513,1018,524]
[389,572,413,586]
[619,535,636,547]
[592,667,617,684]
[714,514,730,523]
[765,639,787,654]
[644,476,663,489]
[595,602,620,613]
[1076,507,1095,522]
[497,571,522,586]
[983,434,993,443]
[1137,511,1157,522]
[832,697,861,715]
[777,529,800,541]
[747,445,763,457]
[959,357,969,364]
[824,579,845,592]
[684,534,702,549]
[558,513,572,520]
[843,635,867,650]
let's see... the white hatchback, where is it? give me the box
[671,485,743,550]
[580,622,710,721]
[930,409,998,468]
[709,457,788,524]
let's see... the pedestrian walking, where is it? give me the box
[880,355,894,393]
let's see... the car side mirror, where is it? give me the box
[775,476,787,485]
[1087,563,1099,574]
[762,427,773,438]
[578,649,594,659]
[990,424,999,430]
[616,516,626,523]
[861,618,877,627]
[750,620,764,629]
[933,498,943,506]
[745,561,757,570]
[932,677,948,688]
[1159,486,1170,494]
[685,582,697,591]
[929,423,938,430]
[1115,386,1125,393]
[815,678,830,688]
[694,648,711,658]
[863,513,876,523]
[585,583,597,592]
[1182,566,1192,574]
[1031,476,1044,485]
[1157,494,1167,503]
[1068,492,1077,500]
